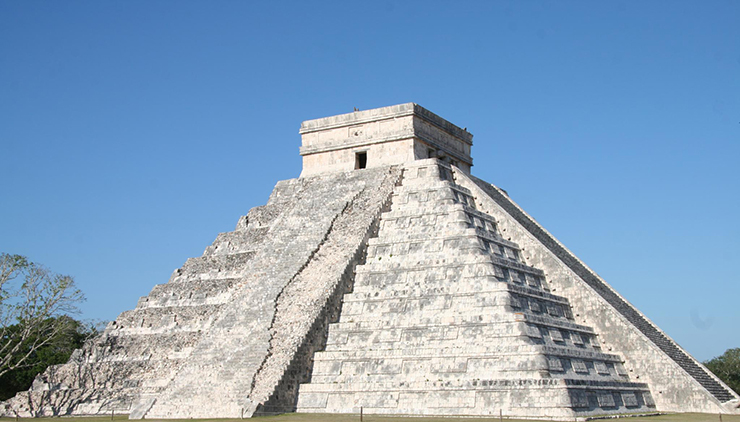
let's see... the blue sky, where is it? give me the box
[1,1,738,362]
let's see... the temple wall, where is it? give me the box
[300,114,413,150]
[299,103,472,177]
[301,139,414,176]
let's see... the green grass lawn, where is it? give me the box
[2,413,739,422]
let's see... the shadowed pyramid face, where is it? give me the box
[3,104,737,419]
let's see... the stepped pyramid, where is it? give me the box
[3,103,738,419]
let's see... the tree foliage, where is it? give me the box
[0,316,96,400]
[0,253,85,381]
[705,348,740,395]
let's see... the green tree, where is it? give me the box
[704,348,740,395]
[0,316,96,400]
[0,253,85,380]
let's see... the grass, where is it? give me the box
[1,413,739,422]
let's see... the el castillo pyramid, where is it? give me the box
[3,103,739,419]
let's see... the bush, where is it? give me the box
[704,348,740,395]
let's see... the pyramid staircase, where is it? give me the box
[4,102,736,419]
[3,167,402,418]
[296,159,655,418]
[3,201,274,416]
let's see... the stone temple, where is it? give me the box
[3,103,739,419]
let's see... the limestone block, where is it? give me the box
[354,392,400,408]
[397,391,476,409]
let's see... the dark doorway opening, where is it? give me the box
[355,152,367,169]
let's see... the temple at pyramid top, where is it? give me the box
[299,103,473,176]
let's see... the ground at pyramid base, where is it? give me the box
[3,413,740,422]
[2,103,738,419]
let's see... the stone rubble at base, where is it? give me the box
[2,103,738,419]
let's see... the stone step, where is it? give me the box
[344,285,568,308]
[113,303,221,333]
[309,359,547,385]
[520,315,595,335]
[299,377,572,394]
[203,226,271,256]
[83,331,200,361]
[314,344,620,363]
[34,359,182,391]
[168,252,256,284]
[378,209,501,239]
[334,315,575,335]
[314,345,540,361]
[137,278,239,309]
[356,256,543,279]
[386,188,467,207]
[349,275,556,299]
[324,325,529,350]
[324,323,597,354]
[370,226,482,245]
[368,231,521,259]
[335,308,520,327]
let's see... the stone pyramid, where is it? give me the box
[3,103,738,419]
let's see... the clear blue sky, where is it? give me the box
[1,1,738,361]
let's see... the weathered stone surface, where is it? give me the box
[1,165,401,419]
[300,103,473,176]
[453,169,740,414]
[295,159,657,418]
[2,103,738,419]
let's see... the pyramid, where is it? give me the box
[3,103,738,419]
